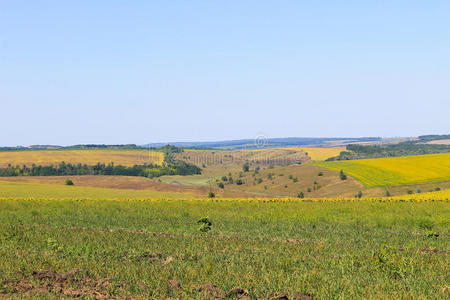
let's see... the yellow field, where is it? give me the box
[0,149,164,167]
[0,180,194,200]
[283,147,346,161]
[313,153,450,187]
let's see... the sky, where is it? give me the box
[1,1,449,146]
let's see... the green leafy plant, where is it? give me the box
[197,217,212,232]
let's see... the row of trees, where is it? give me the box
[0,161,201,178]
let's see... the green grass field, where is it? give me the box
[1,198,448,298]
[313,153,450,187]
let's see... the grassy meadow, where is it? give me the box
[313,153,450,187]
[0,198,448,299]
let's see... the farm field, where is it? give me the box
[0,198,448,299]
[287,147,346,161]
[0,149,164,168]
[313,153,450,187]
[0,176,214,197]
[0,180,196,200]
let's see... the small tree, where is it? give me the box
[217,182,224,189]
[356,191,363,198]
[297,192,304,199]
[339,170,347,180]
[65,179,74,186]
[318,172,323,176]
[242,161,250,172]
[208,191,215,198]
[236,179,244,185]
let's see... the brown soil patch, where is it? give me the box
[3,268,113,299]
[0,175,214,196]
[197,283,226,299]
[167,279,181,289]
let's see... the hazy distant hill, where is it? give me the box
[144,137,383,149]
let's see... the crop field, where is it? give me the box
[0,176,214,197]
[313,153,450,187]
[0,149,164,168]
[0,198,448,299]
[288,147,346,161]
[176,148,308,167]
[0,180,196,200]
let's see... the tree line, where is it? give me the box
[327,143,450,161]
[0,161,201,178]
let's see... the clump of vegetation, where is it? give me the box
[208,192,215,198]
[242,161,250,172]
[318,172,323,176]
[356,191,363,198]
[65,179,74,186]
[293,177,298,182]
[339,170,347,180]
[197,217,212,232]
[236,179,244,185]
[217,183,224,189]
[297,192,304,198]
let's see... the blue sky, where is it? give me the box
[1,1,449,146]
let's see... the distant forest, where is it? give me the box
[327,143,450,161]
